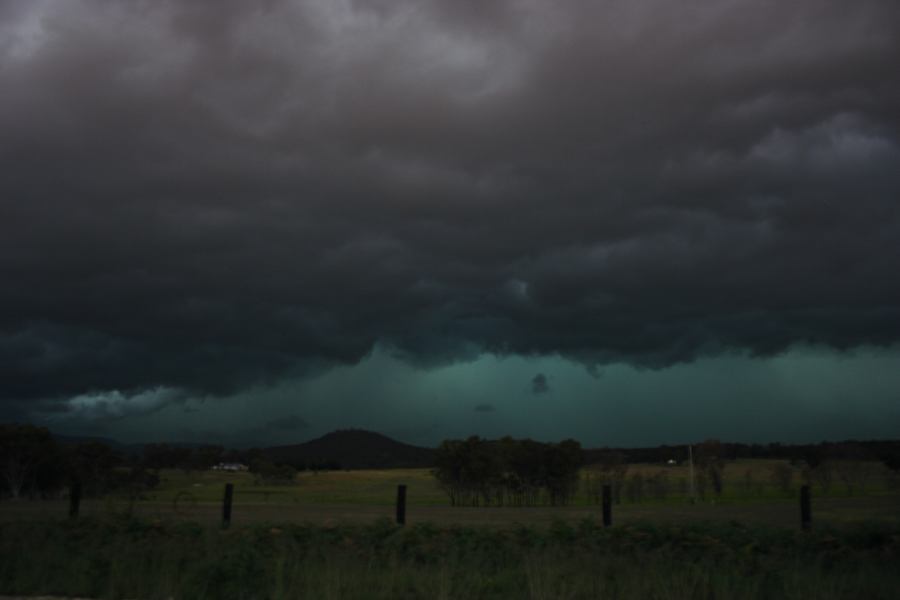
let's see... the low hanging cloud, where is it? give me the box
[1,0,899,417]
[531,374,549,395]
[37,387,188,423]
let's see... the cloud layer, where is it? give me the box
[2,0,899,412]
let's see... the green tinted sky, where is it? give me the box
[44,345,900,448]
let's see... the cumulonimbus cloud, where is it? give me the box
[1,0,899,413]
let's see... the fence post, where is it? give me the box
[800,484,811,530]
[68,481,81,519]
[396,484,407,525]
[602,484,612,527]
[222,483,234,529]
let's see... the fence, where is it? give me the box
[65,481,816,530]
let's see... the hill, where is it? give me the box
[264,429,435,470]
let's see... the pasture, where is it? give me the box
[2,459,898,599]
[1,459,898,528]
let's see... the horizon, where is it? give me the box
[43,422,900,453]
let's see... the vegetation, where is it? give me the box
[583,438,900,467]
[3,426,899,598]
[583,451,629,504]
[2,515,899,599]
[252,461,299,486]
[4,423,899,504]
[433,437,582,507]
[0,424,162,501]
[0,423,66,499]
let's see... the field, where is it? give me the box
[1,460,899,599]
[2,459,897,528]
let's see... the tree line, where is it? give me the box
[0,424,160,500]
[433,436,582,507]
[5,423,899,502]
[0,424,350,500]
[588,439,900,468]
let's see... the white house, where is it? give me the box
[212,462,249,472]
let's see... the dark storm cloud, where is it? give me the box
[531,374,549,395]
[474,403,495,413]
[264,415,309,431]
[2,0,900,414]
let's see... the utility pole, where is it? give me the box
[688,444,696,503]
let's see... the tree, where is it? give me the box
[879,448,900,473]
[187,445,224,472]
[695,468,709,500]
[834,460,867,496]
[647,471,670,500]
[696,439,726,497]
[251,459,296,486]
[0,424,65,499]
[143,444,191,471]
[809,461,834,494]
[587,451,628,504]
[112,465,161,508]
[433,439,465,506]
[66,441,120,496]
[543,439,582,506]
[434,436,582,507]
[803,445,826,470]
[769,462,794,495]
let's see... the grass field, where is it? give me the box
[1,460,898,598]
[108,458,900,507]
[1,515,899,599]
[2,460,898,528]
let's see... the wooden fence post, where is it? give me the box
[800,484,811,530]
[602,484,612,527]
[222,483,234,529]
[68,481,81,519]
[396,484,407,525]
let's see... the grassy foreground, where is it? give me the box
[2,515,899,600]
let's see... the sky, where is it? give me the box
[1,0,899,448]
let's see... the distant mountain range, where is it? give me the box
[48,428,900,470]
[50,428,434,469]
[264,429,435,470]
